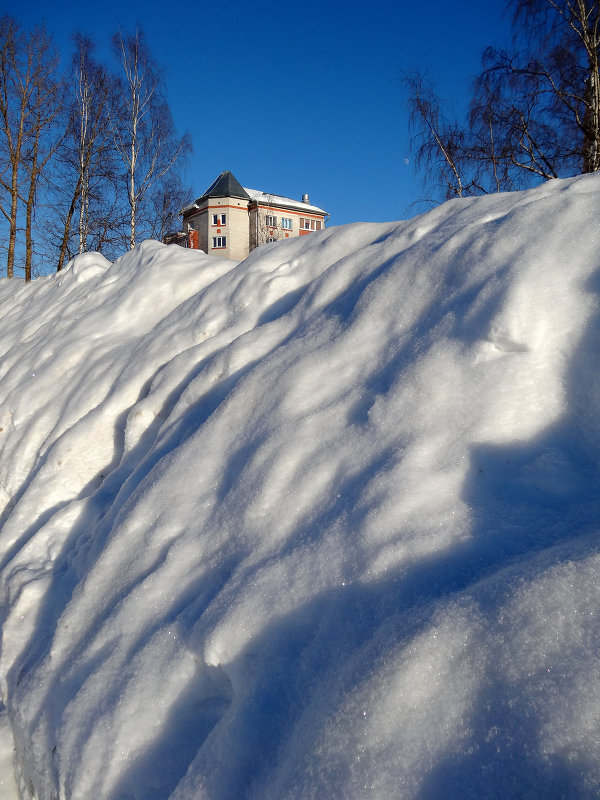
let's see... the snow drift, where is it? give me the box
[1,174,600,799]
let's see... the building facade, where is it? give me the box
[173,171,328,260]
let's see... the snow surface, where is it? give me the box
[1,174,600,799]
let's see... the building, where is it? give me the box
[172,171,328,260]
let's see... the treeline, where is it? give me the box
[0,17,190,280]
[406,0,600,203]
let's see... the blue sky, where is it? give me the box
[10,0,509,227]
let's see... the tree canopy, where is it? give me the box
[406,0,600,202]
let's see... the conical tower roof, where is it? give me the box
[198,171,250,202]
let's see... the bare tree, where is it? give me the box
[0,18,62,280]
[407,0,600,203]
[111,29,190,249]
[0,17,23,278]
[512,0,600,172]
[469,52,563,184]
[405,73,474,201]
[20,36,62,280]
[53,35,122,271]
[0,22,191,275]
[0,19,35,277]
[147,170,190,242]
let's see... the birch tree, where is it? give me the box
[55,35,121,271]
[405,74,474,200]
[0,18,61,280]
[0,17,24,278]
[112,29,190,249]
[511,0,600,173]
[20,34,62,281]
[406,0,600,202]
[147,170,190,243]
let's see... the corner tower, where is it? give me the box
[182,171,251,260]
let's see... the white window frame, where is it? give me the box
[212,213,226,226]
[281,217,292,230]
[265,214,277,228]
[212,236,227,248]
[300,218,322,231]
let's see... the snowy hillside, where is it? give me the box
[1,174,600,799]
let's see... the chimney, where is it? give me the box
[302,193,310,204]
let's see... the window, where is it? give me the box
[265,214,277,228]
[300,218,322,231]
[212,213,226,226]
[212,236,227,248]
[281,217,292,230]
[266,236,276,243]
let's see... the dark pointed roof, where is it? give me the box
[198,171,250,202]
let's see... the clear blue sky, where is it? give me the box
[10,0,509,227]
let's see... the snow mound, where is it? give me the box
[1,174,600,799]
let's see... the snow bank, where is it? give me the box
[1,174,600,798]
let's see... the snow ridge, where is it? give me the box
[1,174,600,798]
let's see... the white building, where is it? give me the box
[171,171,329,260]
